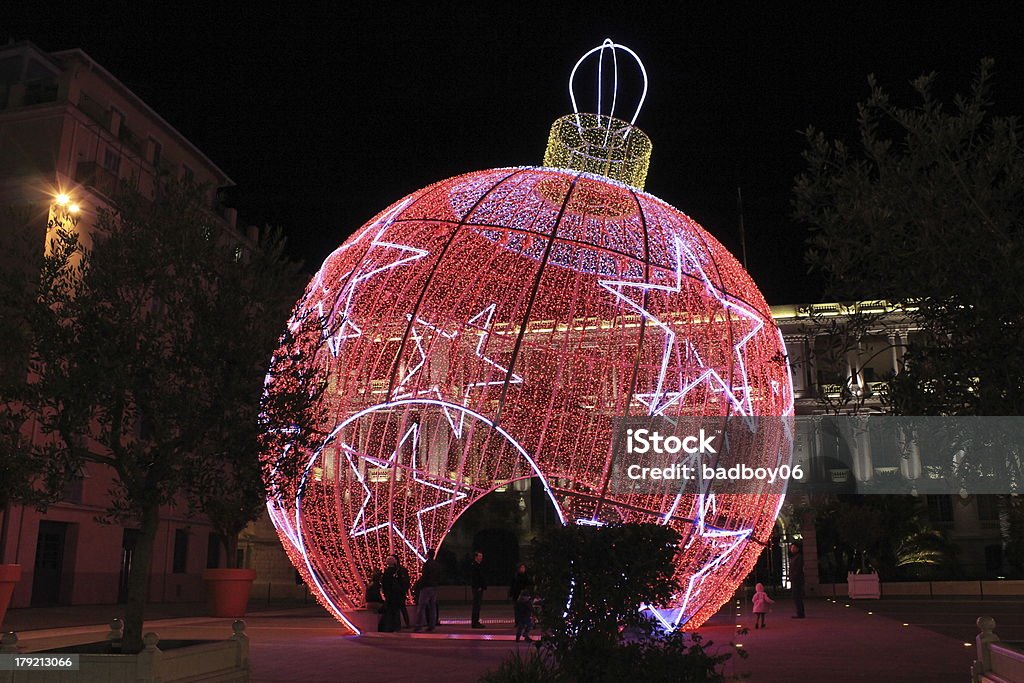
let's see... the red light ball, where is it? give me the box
[263,167,793,632]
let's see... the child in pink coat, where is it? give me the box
[752,582,775,629]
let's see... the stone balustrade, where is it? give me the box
[0,620,249,682]
[973,616,1024,683]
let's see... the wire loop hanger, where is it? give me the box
[569,38,649,142]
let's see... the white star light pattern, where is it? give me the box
[320,232,764,631]
[324,236,429,357]
[649,493,752,630]
[346,423,467,561]
[390,317,462,434]
[288,197,427,356]
[598,236,771,630]
[391,303,523,437]
[598,235,765,418]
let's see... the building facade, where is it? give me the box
[0,40,239,608]
[774,301,1005,581]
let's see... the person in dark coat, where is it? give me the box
[413,548,442,632]
[379,555,405,632]
[789,543,806,618]
[509,563,532,602]
[365,570,383,607]
[470,551,486,629]
[509,563,534,641]
[396,557,411,628]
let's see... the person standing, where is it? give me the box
[396,557,411,629]
[509,563,534,641]
[789,542,806,619]
[751,582,775,629]
[365,569,383,608]
[509,563,532,601]
[470,551,486,629]
[413,548,442,632]
[379,555,404,632]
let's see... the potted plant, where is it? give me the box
[836,502,883,598]
[191,231,324,619]
[196,448,266,618]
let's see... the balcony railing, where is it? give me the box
[77,92,109,128]
[75,160,121,198]
[118,123,144,157]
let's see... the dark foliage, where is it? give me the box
[480,522,735,682]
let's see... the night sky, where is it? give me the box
[4,3,1023,304]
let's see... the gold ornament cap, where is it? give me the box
[543,40,652,190]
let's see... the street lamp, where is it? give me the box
[52,192,82,219]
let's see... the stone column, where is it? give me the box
[801,508,821,596]
[897,425,922,483]
[850,415,874,484]
[811,416,827,484]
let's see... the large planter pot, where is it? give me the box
[847,571,881,599]
[0,564,21,627]
[203,568,256,618]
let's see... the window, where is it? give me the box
[23,78,58,105]
[977,495,1000,522]
[234,246,244,262]
[927,495,954,524]
[77,91,107,125]
[172,529,189,573]
[103,148,121,174]
[109,106,124,135]
[59,464,88,504]
[150,138,162,168]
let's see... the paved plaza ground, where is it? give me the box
[3,594,1022,681]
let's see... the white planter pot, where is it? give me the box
[848,571,881,599]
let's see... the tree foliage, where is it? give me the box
[520,522,734,682]
[814,496,957,581]
[0,219,74,516]
[5,180,312,650]
[794,58,1024,417]
[794,60,1024,576]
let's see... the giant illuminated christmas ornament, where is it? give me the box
[261,40,794,635]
